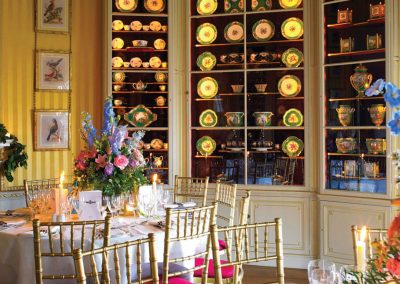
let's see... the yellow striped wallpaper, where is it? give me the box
[0,0,105,187]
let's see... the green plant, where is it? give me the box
[0,123,28,182]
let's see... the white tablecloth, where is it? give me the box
[0,216,206,284]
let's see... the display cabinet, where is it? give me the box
[109,0,170,183]
[321,0,387,194]
[189,0,307,185]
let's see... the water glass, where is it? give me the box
[308,259,336,284]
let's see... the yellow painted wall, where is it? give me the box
[0,0,106,186]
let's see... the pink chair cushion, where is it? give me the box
[193,258,235,278]
[160,277,193,284]
[218,239,227,250]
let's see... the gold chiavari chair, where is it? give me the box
[210,219,285,284]
[33,214,112,284]
[73,233,159,284]
[24,178,61,207]
[162,204,217,284]
[173,175,209,207]
[351,225,387,266]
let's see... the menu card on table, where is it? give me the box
[79,191,102,221]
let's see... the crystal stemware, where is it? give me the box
[308,259,336,284]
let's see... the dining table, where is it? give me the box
[0,211,207,284]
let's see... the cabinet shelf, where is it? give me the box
[277,96,304,100]
[195,42,243,48]
[247,126,305,130]
[328,96,384,102]
[219,150,244,154]
[112,91,168,94]
[112,30,167,34]
[112,82,168,85]
[331,175,385,181]
[113,47,168,52]
[112,12,168,17]
[195,98,223,101]
[327,48,385,57]
[127,127,168,131]
[325,126,386,130]
[112,67,168,72]
[190,12,244,19]
[324,58,385,67]
[247,92,280,96]
[192,127,245,130]
[219,93,244,96]
[249,150,281,154]
[327,17,385,29]
[143,149,168,152]
[144,167,169,170]
[327,153,386,158]
[247,39,303,45]
[113,106,168,109]
[194,155,223,159]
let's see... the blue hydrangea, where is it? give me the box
[365,79,385,97]
[388,111,400,136]
[384,82,400,107]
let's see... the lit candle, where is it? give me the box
[152,174,157,192]
[356,226,367,272]
[59,171,65,215]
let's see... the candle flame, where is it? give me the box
[60,171,65,186]
[359,226,367,242]
[153,174,157,183]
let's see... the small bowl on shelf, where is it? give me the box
[366,138,386,155]
[254,84,268,93]
[113,98,123,106]
[132,40,148,47]
[335,138,357,154]
[143,25,150,31]
[231,85,244,93]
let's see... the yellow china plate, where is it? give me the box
[278,75,302,97]
[281,17,304,40]
[196,23,217,44]
[197,77,219,99]
[197,0,218,15]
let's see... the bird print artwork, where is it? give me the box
[43,0,64,24]
[47,118,60,142]
[44,58,64,82]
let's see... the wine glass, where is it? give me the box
[308,259,336,284]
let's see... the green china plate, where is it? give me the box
[197,77,219,99]
[197,0,218,15]
[251,0,272,11]
[279,0,302,9]
[282,48,303,67]
[283,108,303,126]
[124,104,157,127]
[252,19,275,42]
[115,0,138,12]
[224,21,244,43]
[281,17,304,40]
[196,23,217,44]
[196,52,217,71]
[282,136,304,157]
[278,75,302,97]
[199,109,218,127]
[144,0,165,13]
[196,136,217,156]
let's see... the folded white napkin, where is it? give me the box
[182,202,196,208]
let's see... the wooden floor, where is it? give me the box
[242,265,308,284]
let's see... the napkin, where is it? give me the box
[0,208,32,217]
[182,202,196,208]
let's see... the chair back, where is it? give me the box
[351,225,387,266]
[162,204,217,283]
[24,178,59,207]
[73,233,159,284]
[33,215,111,283]
[238,190,251,226]
[215,181,237,228]
[210,219,284,284]
[173,175,209,206]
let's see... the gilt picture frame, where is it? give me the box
[34,110,70,151]
[36,51,70,91]
[36,0,70,33]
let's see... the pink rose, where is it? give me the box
[113,155,129,170]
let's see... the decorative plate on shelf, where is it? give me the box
[279,0,302,9]
[150,139,164,149]
[283,108,303,126]
[154,38,166,50]
[282,48,303,67]
[224,0,244,13]
[196,136,217,156]
[149,56,162,68]
[149,21,162,31]
[112,20,124,31]
[197,77,219,99]
[197,52,217,71]
[196,23,217,45]
[112,72,126,82]
[144,0,165,13]
[112,37,124,49]
[130,20,142,31]
[252,19,275,41]
[112,57,124,68]
[251,0,272,11]
[278,75,301,97]
[282,136,304,157]
[281,17,304,39]
[199,109,218,127]
[224,21,244,43]
[130,57,142,68]
[115,0,138,12]
[124,104,157,127]
[197,0,218,15]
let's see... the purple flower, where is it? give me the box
[102,96,116,136]
[388,111,400,136]
[81,112,97,147]
[110,126,127,155]
[384,82,400,107]
[104,162,114,176]
[365,79,385,97]
[129,158,139,168]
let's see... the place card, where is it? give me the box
[79,191,102,221]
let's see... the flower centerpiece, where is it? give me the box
[74,96,147,196]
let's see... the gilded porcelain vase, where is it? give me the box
[350,64,373,97]
[336,105,355,126]
[253,112,274,126]
[368,104,386,126]
[225,112,244,126]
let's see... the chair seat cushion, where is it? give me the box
[218,239,227,250]
[130,262,191,282]
[193,258,234,278]
[160,277,193,284]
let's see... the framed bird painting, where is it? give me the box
[36,51,70,91]
[34,110,70,151]
[36,0,70,33]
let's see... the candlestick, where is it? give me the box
[151,174,158,215]
[356,226,367,272]
[58,171,65,216]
